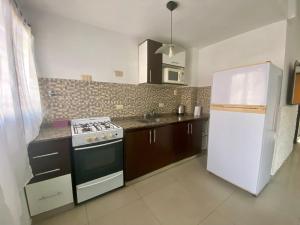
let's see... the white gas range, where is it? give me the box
[71,117,124,203]
[71,117,123,147]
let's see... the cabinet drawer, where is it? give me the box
[29,149,71,182]
[28,138,71,158]
[28,138,71,183]
[25,174,73,216]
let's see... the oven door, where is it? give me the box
[73,139,123,185]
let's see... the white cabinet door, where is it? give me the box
[211,63,269,106]
[138,41,148,83]
[163,51,186,67]
[25,174,73,216]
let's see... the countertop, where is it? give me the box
[33,113,209,143]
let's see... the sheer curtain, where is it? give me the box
[0,0,42,224]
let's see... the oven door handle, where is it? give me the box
[74,139,122,151]
[77,172,123,190]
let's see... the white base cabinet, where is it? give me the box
[25,174,73,216]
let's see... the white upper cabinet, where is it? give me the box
[163,51,186,67]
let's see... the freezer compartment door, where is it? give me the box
[211,63,269,106]
[207,110,265,194]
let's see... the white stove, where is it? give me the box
[71,117,124,204]
[71,117,123,147]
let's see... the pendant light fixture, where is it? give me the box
[155,1,184,58]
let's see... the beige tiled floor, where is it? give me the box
[35,145,300,225]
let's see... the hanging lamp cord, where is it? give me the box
[170,10,173,44]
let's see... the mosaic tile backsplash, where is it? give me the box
[38,78,211,122]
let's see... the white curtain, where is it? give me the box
[0,0,42,224]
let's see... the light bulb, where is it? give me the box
[168,46,174,58]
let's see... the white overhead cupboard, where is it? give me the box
[207,62,282,195]
[163,51,186,67]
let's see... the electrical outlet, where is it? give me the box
[114,70,124,77]
[81,74,92,81]
[115,105,123,110]
[159,103,164,108]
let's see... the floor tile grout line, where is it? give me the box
[84,205,90,225]
[85,156,196,225]
[85,189,142,224]
[131,177,178,198]
[196,189,237,225]
[140,196,164,225]
[129,155,216,225]
[131,183,144,198]
[86,198,143,224]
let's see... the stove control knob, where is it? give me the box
[86,137,93,142]
[94,137,99,142]
[107,132,113,138]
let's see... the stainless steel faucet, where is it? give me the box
[144,109,159,119]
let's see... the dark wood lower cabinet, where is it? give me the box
[124,125,174,181]
[28,138,72,183]
[172,121,190,160]
[124,128,154,181]
[124,120,204,181]
[190,120,203,155]
[152,126,174,168]
[172,120,202,161]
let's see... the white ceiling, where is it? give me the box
[19,0,289,48]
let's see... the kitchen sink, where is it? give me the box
[137,118,161,123]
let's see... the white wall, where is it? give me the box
[194,20,287,87]
[24,8,198,85]
[185,48,199,86]
[24,8,139,84]
[272,3,300,175]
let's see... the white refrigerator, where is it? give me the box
[207,62,282,195]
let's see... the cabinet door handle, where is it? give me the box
[149,69,152,83]
[187,123,190,134]
[77,172,123,190]
[191,124,193,135]
[149,130,152,144]
[32,152,59,159]
[35,168,61,177]
[153,129,156,143]
[75,139,122,151]
[38,192,62,201]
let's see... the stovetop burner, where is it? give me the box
[71,117,120,135]
[71,117,123,147]
[82,127,92,132]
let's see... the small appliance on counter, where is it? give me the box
[176,104,185,115]
[194,106,202,117]
[71,117,124,204]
